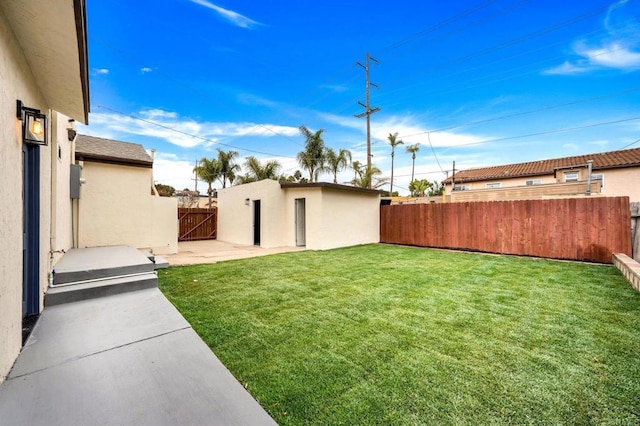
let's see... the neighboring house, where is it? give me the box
[0,0,90,382]
[75,135,178,254]
[443,147,640,202]
[218,180,381,250]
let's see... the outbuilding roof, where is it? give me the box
[280,182,384,195]
[75,134,153,168]
[444,147,640,184]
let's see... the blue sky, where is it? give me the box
[80,0,640,194]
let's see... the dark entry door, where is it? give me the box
[295,198,306,247]
[22,144,40,317]
[253,200,261,246]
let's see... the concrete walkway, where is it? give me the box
[165,240,305,266]
[0,288,276,425]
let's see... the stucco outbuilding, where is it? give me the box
[217,180,381,250]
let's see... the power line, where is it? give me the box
[438,115,640,152]
[619,138,640,150]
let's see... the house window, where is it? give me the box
[485,182,501,189]
[591,173,604,188]
[453,184,470,191]
[525,179,542,186]
[564,171,579,182]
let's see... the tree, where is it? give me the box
[428,180,445,197]
[351,165,388,189]
[236,156,282,184]
[409,179,432,197]
[176,189,199,208]
[387,132,404,195]
[324,148,352,184]
[406,144,420,183]
[194,157,220,207]
[352,160,362,181]
[297,125,325,182]
[154,183,175,197]
[216,149,240,188]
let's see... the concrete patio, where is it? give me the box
[0,246,277,425]
[164,239,305,266]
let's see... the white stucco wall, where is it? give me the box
[0,6,51,382]
[598,168,640,202]
[218,180,381,250]
[77,162,177,254]
[283,187,380,250]
[50,112,74,266]
[217,179,288,248]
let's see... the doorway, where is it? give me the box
[295,198,306,247]
[22,143,40,318]
[253,200,261,246]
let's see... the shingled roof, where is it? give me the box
[444,147,640,184]
[75,134,153,168]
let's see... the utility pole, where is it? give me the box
[355,52,380,189]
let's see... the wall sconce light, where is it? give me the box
[245,198,250,205]
[17,100,47,146]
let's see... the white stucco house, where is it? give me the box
[75,135,178,254]
[0,0,90,382]
[217,180,381,250]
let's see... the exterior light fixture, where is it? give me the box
[17,100,48,146]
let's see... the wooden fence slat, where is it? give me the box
[380,197,632,264]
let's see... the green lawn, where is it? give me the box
[158,244,640,425]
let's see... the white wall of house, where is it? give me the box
[0,6,51,381]
[218,180,381,250]
[50,112,75,266]
[597,168,640,202]
[77,161,177,254]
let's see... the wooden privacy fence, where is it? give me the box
[632,202,640,262]
[178,208,217,242]
[380,197,632,264]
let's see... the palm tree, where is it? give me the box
[236,156,282,184]
[406,144,420,183]
[352,160,362,181]
[351,166,389,189]
[297,125,325,182]
[387,132,404,195]
[409,179,432,197]
[216,149,240,188]
[324,148,352,184]
[194,157,221,207]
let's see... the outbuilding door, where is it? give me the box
[295,198,306,247]
[253,200,261,246]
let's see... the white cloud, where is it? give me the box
[544,0,640,74]
[543,60,590,75]
[236,93,278,107]
[93,68,109,75]
[152,153,197,191]
[579,42,640,68]
[81,109,299,149]
[140,67,153,73]
[189,0,262,29]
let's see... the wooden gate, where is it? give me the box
[178,208,217,241]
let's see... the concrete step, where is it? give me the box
[46,272,158,306]
[53,246,154,285]
[153,255,169,269]
[139,250,169,269]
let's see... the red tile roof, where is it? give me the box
[443,147,640,184]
